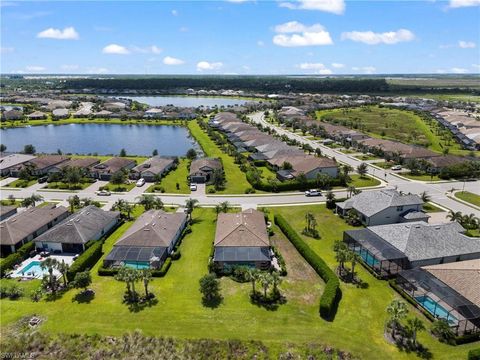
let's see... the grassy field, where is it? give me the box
[146,158,191,194]
[346,174,381,188]
[423,202,445,213]
[454,191,480,207]
[4,179,38,188]
[188,120,251,194]
[315,105,467,155]
[401,173,442,182]
[44,181,92,190]
[102,182,136,192]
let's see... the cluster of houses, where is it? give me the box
[211,112,339,181]
[338,189,480,335]
[431,108,480,151]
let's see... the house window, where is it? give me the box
[396,206,404,212]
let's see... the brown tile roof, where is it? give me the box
[132,157,175,175]
[426,155,468,168]
[215,209,269,247]
[189,158,222,175]
[29,155,70,170]
[93,157,136,174]
[358,138,437,159]
[423,260,480,307]
[114,210,187,248]
[0,205,69,246]
[58,157,101,169]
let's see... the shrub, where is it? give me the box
[274,214,340,319]
[0,242,35,277]
[171,250,181,260]
[67,241,103,281]
[207,188,216,194]
[271,246,287,276]
[468,349,480,360]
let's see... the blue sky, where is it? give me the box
[1,0,479,75]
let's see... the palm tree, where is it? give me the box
[21,193,44,208]
[57,260,70,288]
[140,269,153,299]
[67,195,81,213]
[446,210,462,223]
[347,250,360,280]
[335,247,349,272]
[431,319,455,343]
[406,317,425,348]
[420,191,431,203]
[136,194,156,211]
[386,299,409,339]
[112,199,133,220]
[219,201,231,213]
[347,186,356,198]
[342,164,353,180]
[461,213,479,230]
[185,198,199,222]
[246,268,259,294]
[40,258,59,294]
[260,272,272,299]
[357,162,368,178]
[115,267,132,298]
[305,212,315,231]
[270,272,282,294]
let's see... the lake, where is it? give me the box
[0,123,200,156]
[125,95,252,108]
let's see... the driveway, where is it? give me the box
[0,177,17,187]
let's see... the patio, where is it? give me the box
[9,253,76,279]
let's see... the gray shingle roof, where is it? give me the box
[337,190,423,217]
[34,205,119,245]
[215,209,269,247]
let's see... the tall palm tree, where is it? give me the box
[67,195,81,213]
[185,198,199,222]
[112,199,133,220]
[406,317,425,348]
[347,186,356,199]
[219,201,231,213]
[386,299,409,339]
[136,194,156,211]
[140,269,153,299]
[420,191,431,203]
[40,258,59,294]
[446,210,462,223]
[57,260,70,288]
[246,268,259,294]
[260,273,272,299]
[270,272,282,294]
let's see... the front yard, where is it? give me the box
[454,191,480,207]
[4,179,38,188]
[101,182,136,192]
[146,158,190,194]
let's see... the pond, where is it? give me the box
[0,123,200,156]
[125,95,253,108]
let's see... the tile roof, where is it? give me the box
[0,154,36,171]
[215,209,269,247]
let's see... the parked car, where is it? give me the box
[96,190,111,196]
[190,183,197,191]
[38,176,48,184]
[136,178,146,187]
[305,189,321,197]
[391,165,402,171]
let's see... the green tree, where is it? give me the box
[212,168,225,190]
[63,166,82,186]
[136,194,156,211]
[356,162,368,178]
[119,148,127,157]
[386,299,409,339]
[21,194,44,208]
[219,201,230,213]
[40,258,60,295]
[282,161,292,170]
[0,144,6,152]
[420,191,430,203]
[185,198,199,222]
[326,190,336,209]
[67,195,81,213]
[57,260,70,288]
[73,271,92,294]
[431,319,455,343]
[112,199,133,219]
[406,317,425,348]
[23,144,36,154]
[152,149,158,156]
[140,269,153,299]
[111,171,126,185]
[186,148,197,160]
[199,273,221,304]
[246,268,259,295]
[259,272,272,298]
[115,267,140,302]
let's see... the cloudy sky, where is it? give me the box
[1,0,479,75]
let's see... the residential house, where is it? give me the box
[336,189,424,226]
[26,111,47,120]
[0,204,69,256]
[1,109,23,121]
[343,221,480,277]
[11,155,70,177]
[131,156,176,182]
[189,158,223,184]
[90,157,136,181]
[34,205,120,254]
[272,155,338,180]
[103,210,187,269]
[47,157,101,175]
[424,155,468,173]
[52,108,69,119]
[93,110,113,118]
[213,209,271,270]
[0,153,36,176]
[0,206,17,221]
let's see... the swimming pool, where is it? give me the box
[355,249,380,267]
[415,295,458,325]
[15,261,47,278]
[124,261,150,270]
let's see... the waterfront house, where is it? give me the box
[90,158,136,181]
[0,153,37,176]
[47,157,101,175]
[189,158,223,184]
[131,157,176,182]
[26,111,47,120]
[11,155,70,177]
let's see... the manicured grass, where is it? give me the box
[0,206,476,359]
[147,158,190,194]
[454,191,480,207]
[44,182,92,190]
[357,154,381,161]
[4,179,38,188]
[401,173,442,182]
[102,182,136,192]
[346,174,380,188]
[188,120,251,194]
[423,202,445,213]
[257,166,277,180]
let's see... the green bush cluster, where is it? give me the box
[98,258,172,278]
[246,171,344,192]
[468,349,480,360]
[0,242,35,277]
[67,241,103,281]
[271,246,287,276]
[274,214,340,319]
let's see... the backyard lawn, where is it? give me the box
[454,191,480,207]
[146,158,191,194]
[0,205,475,359]
[188,120,251,194]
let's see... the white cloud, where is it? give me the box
[226,0,250,2]
[331,62,345,68]
[341,29,415,45]
[102,44,130,55]
[242,65,251,71]
[449,0,480,8]
[171,9,178,16]
[196,61,223,71]
[61,64,79,71]
[451,67,468,73]
[87,67,109,74]
[472,64,480,69]
[297,62,333,74]
[37,26,79,40]
[26,65,46,72]
[352,66,376,74]
[131,45,162,54]
[279,0,345,14]
[273,21,333,47]
[0,47,14,54]
[257,40,265,47]
[459,40,476,48]
[163,56,185,65]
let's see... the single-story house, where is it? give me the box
[11,155,70,177]
[213,208,271,270]
[27,111,47,120]
[34,205,120,254]
[47,157,101,175]
[424,155,468,172]
[189,158,223,184]
[0,204,69,256]
[52,108,69,119]
[343,221,480,277]
[90,158,136,181]
[0,205,17,221]
[0,153,37,176]
[131,156,176,182]
[103,210,187,269]
[397,259,480,335]
[93,110,113,118]
[1,109,23,121]
[336,189,424,226]
[270,155,339,180]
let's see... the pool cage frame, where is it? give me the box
[104,246,167,269]
[397,268,480,335]
[343,229,409,278]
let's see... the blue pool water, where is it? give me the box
[415,296,458,325]
[16,261,47,278]
[124,261,150,270]
[355,250,380,267]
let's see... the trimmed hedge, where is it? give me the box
[274,214,340,319]
[468,348,480,360]
[0,241,35,277]
[67,241,103,281]
[247,172,345,193]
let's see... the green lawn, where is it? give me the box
[423,202,445,213]
[44,181,92,190]
[257,166,277,180]
[147,158,190,194]
[188,120,251,194]
[102,182,136,192]
[454,191,480,207]
[4,179,38,188]
[402,173,442,182]
[346,174,380,188]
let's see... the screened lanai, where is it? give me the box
[343,229,409,277]
[397,268,480,335]
[103,246,167,269]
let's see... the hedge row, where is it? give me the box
[274,214,340,319]
[468,348,480,360]
[0,242,35,277]
[246,171,344,192]
[98,258,172,278]
[67,241,103,282]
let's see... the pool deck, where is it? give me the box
[10,253,76,279]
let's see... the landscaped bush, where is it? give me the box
[0,242,35,277]
[98,258,173,278]
[0,284,23,300]
[468,348,480,360]
[271,246,287,276]
[67,240,103,281]
[274,214,340,319]
[171,250,181,260]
